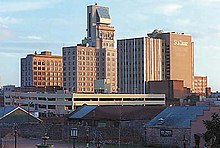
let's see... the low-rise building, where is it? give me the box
[0,106,42,124]
[69,105,165,127]
[69,105,165,145]
[144,106,220,148]
[4,92,166,117]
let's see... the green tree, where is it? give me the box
[203,113,220,148]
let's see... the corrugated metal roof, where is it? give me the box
[0,106,16,118]
[145,106,208,127]
[69,106,97,119]
[96,7,110,19]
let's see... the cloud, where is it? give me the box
[0,17,20,24]
[19,35,43,40]
[160,4,182,16]
[0,16,22,24]
[26,36,42,40]
[0,0,61,12]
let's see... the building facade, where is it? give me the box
[117,37,163,94]
[86,4,117,93]
[148,30,194,90]
[21,51,62,87]
[193,76,207,95]
[4,92,165,116]
[145,106,220,148]
[63,4,117,93]
[62,45,96,93]
[147,80,190,99]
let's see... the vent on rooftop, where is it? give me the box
[157,118,164,125]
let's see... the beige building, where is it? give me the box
[148,30,194,89]
[62,45,96,93]
[193,76,207,95]
[21,51,62,87]
[117,37,163,93]
[4,91,165,116]
[63,4,117,93]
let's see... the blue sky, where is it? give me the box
[0,0,220,91]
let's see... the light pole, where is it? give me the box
[70,128,78,148]
[183,135,187,148]
[86,127,89,148]
[14,124,17,148]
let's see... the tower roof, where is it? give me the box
[96,7,110,19]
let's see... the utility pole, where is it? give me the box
[86,127,89,148]
[14,124,17,148]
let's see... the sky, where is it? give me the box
[0,0,220,91]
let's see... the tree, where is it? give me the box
[203,113,220,148]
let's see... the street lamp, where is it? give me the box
[86,127,89,148]
[13,124,18,148]
[183,135,188,148]
[70,128,78,148]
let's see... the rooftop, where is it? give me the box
[69,105,165,121]
[96,7,110,19]
[145,106,209,128]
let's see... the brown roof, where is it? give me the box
[80,106,165,121]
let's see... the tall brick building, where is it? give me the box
[21,51,62,87]
[148,30,194,90]
[63,4,117,93]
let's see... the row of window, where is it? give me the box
[33,61,62,66]
[33,72,62,76]
[33,82,62,86]
[78,87,94,92]
[33,77,62,81]
[33,67,62,71]
[63,50,115,57]
[78,82,93,86]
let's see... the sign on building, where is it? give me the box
[160,129,173,137]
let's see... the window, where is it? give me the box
[48,98,56,101]
[39,104,46,108]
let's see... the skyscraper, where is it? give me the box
[117,37,163,94]
[148,30,194,89]
[63,4,117,93]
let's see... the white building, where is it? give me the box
[4,92,165,116]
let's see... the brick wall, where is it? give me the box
[145,126,191,148]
